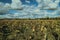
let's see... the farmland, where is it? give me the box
[0,19,60,40]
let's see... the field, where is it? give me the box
[0,19,60,40]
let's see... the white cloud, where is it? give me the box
[0,0,60,18]
[26,0,30,3]
[0,2,4,8]
[48,0,59,8]
[0,0,22,14]
[48,3,57,8]
[12,0,21,3]
[0,2,11,9]
[4,3,11,9]
[0,2,10,14]
[4,5,59,18]
[36,0,59,9]
[11,0,22,9]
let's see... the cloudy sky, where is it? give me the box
[0,0,60,19]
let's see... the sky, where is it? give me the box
[0,0,38,5]
[0,0,60,19]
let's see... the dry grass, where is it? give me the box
[0,19,60,40]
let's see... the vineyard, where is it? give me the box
[0,19,60,40]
